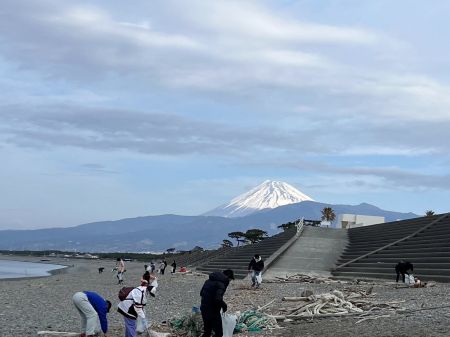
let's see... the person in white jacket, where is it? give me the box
[117,278,149,337]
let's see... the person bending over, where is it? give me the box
[73,291,111,337]
[395,260,414,283]
[200,269,235,337]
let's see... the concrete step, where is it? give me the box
[342,262,450,269]
[348,236,450,249]
[349,221,428,232]
[376,250,450,256]
[399,237,450,244]
[349,230,420,240]
[331,271,450,282]
[417,227,450,237]
[337,266,450,276]
[385,244,450,252]
[196,266,249,279]
[340,251,450,260]
[195,228,297,278]
[338,254,450,265]
[349,223,426,234]
[341,246,450,257]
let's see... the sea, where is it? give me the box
[0,259,65,279]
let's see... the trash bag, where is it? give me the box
[222,312,237,337]
[255,273,263,285]
[405,274,415,286]
[148,279,158,297]
[136,316,149,334]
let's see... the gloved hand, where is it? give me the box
[222,304,228,313]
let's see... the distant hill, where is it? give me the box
[0,201,418,252]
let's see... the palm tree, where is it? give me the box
[321,207,336,227]
[425,210,435,217]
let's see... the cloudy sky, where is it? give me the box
[1,0,449,230]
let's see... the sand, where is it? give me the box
[0,255,205,337]
[2,255,450,337]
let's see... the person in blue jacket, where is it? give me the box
[73,291,111,337]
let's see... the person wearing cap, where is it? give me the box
[72,291,111,337]
[117,273,155,337]
[248,254,264,288]
[200,269,235,337]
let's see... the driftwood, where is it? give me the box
[282,296,309,301]
[268,274,341,284]
[273,288,405,323]
[355,314,391,324]
[257,299,276,311]
[37,332,79,336]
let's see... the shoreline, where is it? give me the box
[0,256,72,281]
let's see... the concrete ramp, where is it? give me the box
[264,227,348,279]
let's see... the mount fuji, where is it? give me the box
[204,180,314,217]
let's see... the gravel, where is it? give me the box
[1,256,450,337]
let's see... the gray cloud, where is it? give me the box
[2,0,450,131]
[2,99,450,165]
[285,159,450,192]
[0,103,328,156]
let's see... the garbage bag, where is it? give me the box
[136,316,149,334]
[405,274,415,286]
[222,312,237,337]
[255,273,263,285]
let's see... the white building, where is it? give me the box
[337,214,385,229]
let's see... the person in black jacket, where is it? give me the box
[200,269,235,337]
[248,254,264,288]
[395,260,414,283]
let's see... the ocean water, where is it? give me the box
[0,259,65,279]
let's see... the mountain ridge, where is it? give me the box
[0,200,419,252]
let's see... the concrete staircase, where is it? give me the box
[195,228,297,279]
[168,247,233,268]
[264,227,348,279]
[332,213,450,282]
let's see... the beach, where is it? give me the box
[2,255,450,337]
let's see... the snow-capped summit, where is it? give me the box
[203,180,314,218]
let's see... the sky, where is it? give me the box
[1,0,450,230]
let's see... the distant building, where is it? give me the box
[337,214,385,229]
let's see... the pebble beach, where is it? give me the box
[2,255,450,337]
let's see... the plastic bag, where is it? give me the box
[136,316,149,334]
[148,279,158,297]
[404,274,415,286]
[221,312,237,337]
[255,273,263,285]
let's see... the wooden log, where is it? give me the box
[37,332,79,336]
[282,296,309,301]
